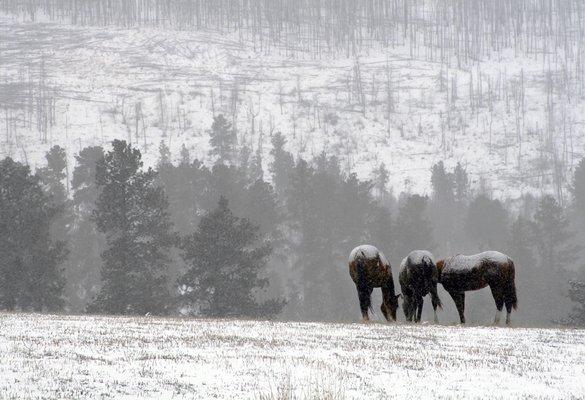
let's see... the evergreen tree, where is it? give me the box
[568,279,585,326]
[431,161,455,203]
[209,114,236,165]
[89,140,175,315]
[66,146,105,311]
[430,161,458,252]
[465,195,508,250]
[269,132,294,197]
[180,197,284,317]
[533,195,578,271]
[394,194,434,257]
[372,162,390,198]
[366,204,394,257]
[179,144,191,166]
[38,145,71,239]
[0,158,66,311]
[506,216,536,270]
[570,158,585,229]
[453,162,469,205]
[249,145,264,182]
[532,195,579,323]
[157,140,172,169]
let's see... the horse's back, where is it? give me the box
[406,250,435,266]
[441,251,513,291]
[349,244,379,263]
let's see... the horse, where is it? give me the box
[437,251,518,325]
[348,245,400,322]
[399,250,442,323]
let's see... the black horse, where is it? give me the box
[399,250,442,323]
[437,251,518,325]
[348,245,400,322]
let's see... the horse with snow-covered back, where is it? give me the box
[437,251,518,325]
[399,250,442,323]
[348,245,400,322]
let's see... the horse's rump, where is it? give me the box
[348,245,391,287]
[400,250,437,294]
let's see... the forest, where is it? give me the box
[1,114,584,326]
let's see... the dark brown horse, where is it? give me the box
[437,251,518,325]
[348,245,399,322]
[399,250,442,323]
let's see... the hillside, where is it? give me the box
[0,313,583,399]
[2,1,585,199]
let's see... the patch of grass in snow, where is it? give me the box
[257,372,346,400]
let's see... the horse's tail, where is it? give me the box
[504,259,518,310]
[355,256,372,313]
[424,255,442,309]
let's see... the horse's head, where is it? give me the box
[401,293,416,321]
[391,293,402,321]
[381,293,401,321]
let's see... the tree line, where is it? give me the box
[1,114,585,325]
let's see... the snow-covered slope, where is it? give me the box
[1,13,584,199]
[0,313,583,399]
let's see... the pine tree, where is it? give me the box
[372,162,390,198]
[394,194,434,257]
[571,158,585,224]
[568,279,585,326]
[180,197,284,317]
[209,114,236,165]
[430,161,457,252]
[453,162,469,205]
[249,145,264,182]
[38,145,71,239]
[532,195,580,323]
[66,146,105,311]
[269,132,294,197]
[533,195,578,271]
[366,204,394,256]
[0,158,66,311]
[465,195,508,250]
[179,144,191,166]
[507,216,536,269]
[89,140,175,315]
[431,161,455,203]
[157,140,172,169]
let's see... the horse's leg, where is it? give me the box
[449,291,466,324]
[505,300,513,325]
[490,285,504,325]
[380,299,388,321]
[415,296,424,323]
[504,272,518,326]
[357,285,373,322]
[430,285,441,323]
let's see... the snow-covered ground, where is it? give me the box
[2,13,584,200]
[0,313,583,399]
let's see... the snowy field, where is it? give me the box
[0,313,583,399]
